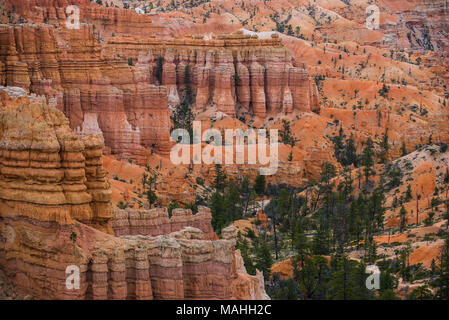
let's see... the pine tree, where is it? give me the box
[254,235,273,281]
[433,238,449,299]
[171,100,194,141]
[147,189,157,208]
[213,164,227,192]
[408,285,433,300]
[294,255,329,300]
[327,255,358,300]
[444,200,449,230]
[378,128,389,164]
[401,141,407,156]
[361,137,375,183]
[236,235,256,275]
[184,65,193,105]
[405,184,413,202]
[254,173,266,195]
[223,183,243,224]
[343,134,358,167]
[145,169,159,208]
[313,226,330,255]
[399,205,407,233]
[209,191,225,232]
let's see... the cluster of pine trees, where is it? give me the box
[163,63,449,299]
[206,127,449,299]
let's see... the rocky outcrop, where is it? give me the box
[0,86,113,231]
[0,24,170,164]
[0,87,268,300]
[379,0,449,54]
[3,0,164,37]
[112,207,216,240]
[105,32,320,118]
[0,1,319,164]
[231,250,270,300]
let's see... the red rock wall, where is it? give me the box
[105,33,320,118]
[0,24,170,164]
[0,88,268,300]
[112,207,216,240]
[0,1,319,164]
[3,0,165,37]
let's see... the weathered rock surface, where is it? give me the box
[0,3,318,165]
[0,88,268,300]
[0,23,170,164]
[112,207,216,240]
[105,32,320,118]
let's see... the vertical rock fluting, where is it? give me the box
[0,8,318,163]
[0,24,171,164]
[0,87,269,300]
[104,33,319,119]
[249,56,267,118]
[212,50,236,116]
[235,55,251,112]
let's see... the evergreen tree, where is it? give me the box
[313,226,330,255]
[213,164,227,192]
[327,255,365,300]
[432,238,449,299]
[145,169,159,208]
[147,189,157,208]
[399,205,407,233]
[254,173,266,195]
[209,191,225,232]
[294,255,329,300]
[343,134,358,167]
[444,200,449,230]
[408,285,433,300]
[155,56,163,84]
[405,184,413,202]
[236,233,256,275]
[361,137,375,183]
[171,99,194,141]
[184,65,193,105]
[254,235,274,281]
[377,260,399,299]
[401,141,407,156]
[280,120,295,146]
[269,277,299,300]
[378,128,389,164]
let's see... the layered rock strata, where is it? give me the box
[112,207,216,240]
[105,32,320,117]
[0,1,319,164]
[0,87,268,300]
[0,24,171,164]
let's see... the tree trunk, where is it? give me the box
[273,216,279,261]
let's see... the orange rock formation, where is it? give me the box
[0,87,268,300]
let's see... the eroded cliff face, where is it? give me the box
[0,23,171,164]
[1,0,165,38]
[0,86,112,232]
[105,32,320,118]
[370,0,449,54]
[0,1,318,166]
[112,206,217,240]
[0,87,268,300]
